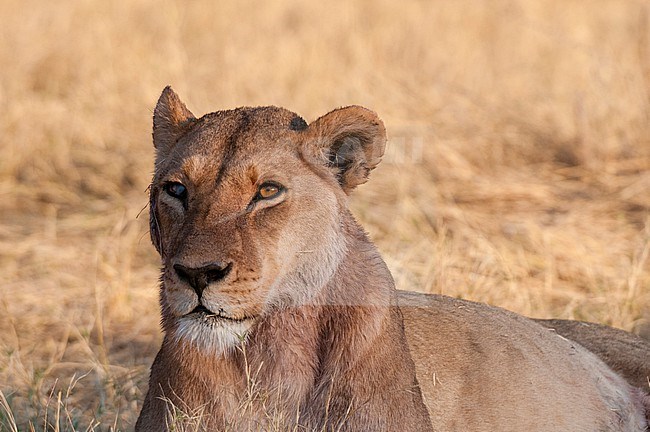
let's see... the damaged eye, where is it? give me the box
[164,182,187,201]
[256,182,283,200]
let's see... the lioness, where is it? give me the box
[137,87,649,431]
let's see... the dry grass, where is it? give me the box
[0,0,649,430]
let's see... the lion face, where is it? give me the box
[149,87,386,355]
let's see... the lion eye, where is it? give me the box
[257,183,282,200]
[163,182,187,201]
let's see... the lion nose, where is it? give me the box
[173,262,232,298]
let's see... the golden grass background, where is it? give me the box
[1,0,649,430]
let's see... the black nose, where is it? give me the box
[173,262,232,298]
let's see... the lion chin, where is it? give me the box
[173,309,254,357]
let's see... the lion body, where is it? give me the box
[400,291,649,431]
[136,87,649,431]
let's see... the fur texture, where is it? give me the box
[535,319,650,391]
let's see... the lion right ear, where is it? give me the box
[304,106,387,194]
[153,86,196,153]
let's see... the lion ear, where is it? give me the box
[305,106,387,194]
[153,86,196,153]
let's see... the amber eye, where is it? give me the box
[256,182,282,200]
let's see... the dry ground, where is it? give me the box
[0,0,649,430]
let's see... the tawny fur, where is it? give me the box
[136,87,650,431]
[534,319,650,391]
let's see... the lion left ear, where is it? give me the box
[304,106,387,194]
[153,86,196,155]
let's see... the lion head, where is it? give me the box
[148,87,386,356]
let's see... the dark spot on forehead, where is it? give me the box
[289,116,308,131]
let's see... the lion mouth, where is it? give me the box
[191,305,213,315]
[188,305,253,323]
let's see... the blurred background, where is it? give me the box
[0,0,649,430]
